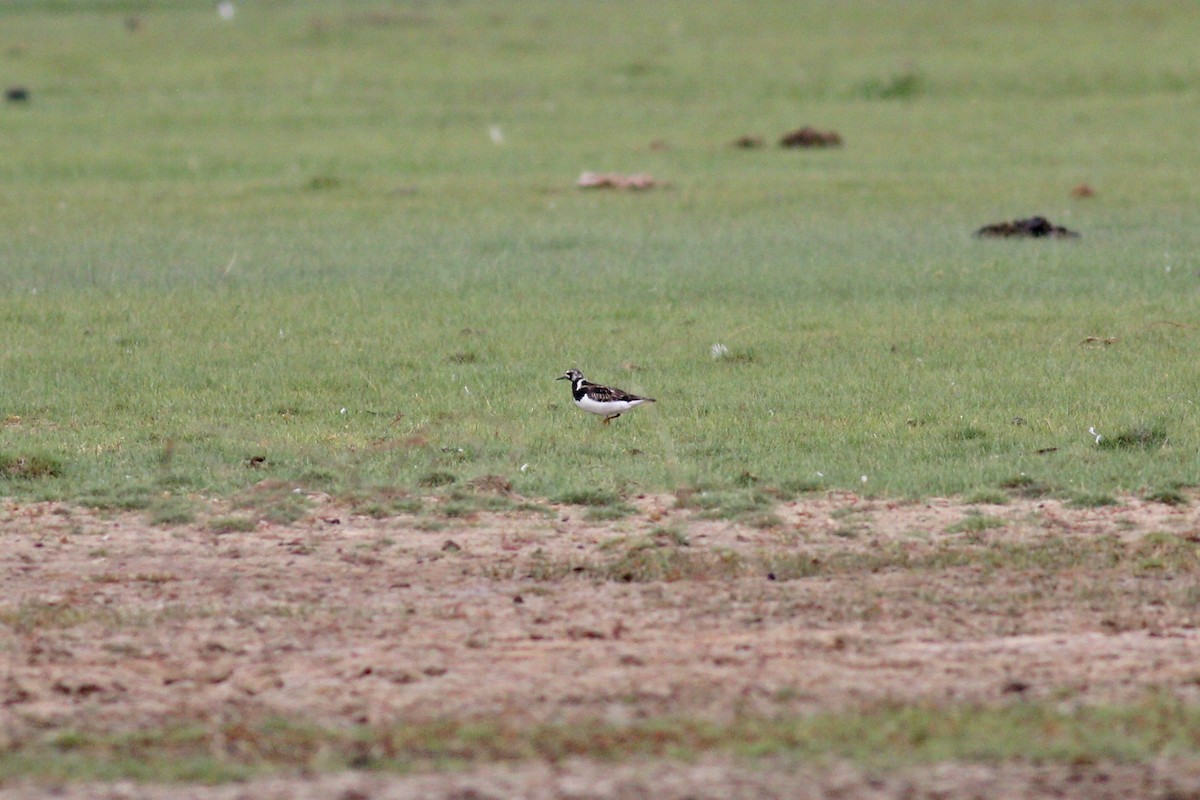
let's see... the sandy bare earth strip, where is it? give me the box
[2,492,1200,798]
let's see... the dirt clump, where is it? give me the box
[778,126,843,148]
[974,215,1080,238]
[576,171,659,190]
[731,134,765,148]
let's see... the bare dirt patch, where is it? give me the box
[3,492,1200,797]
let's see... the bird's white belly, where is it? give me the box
[576,396,641,416]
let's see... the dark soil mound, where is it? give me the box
[778,126,842,148]
[974,216,1079,239]
[731,135,765,149]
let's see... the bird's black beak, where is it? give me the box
[555,374,568,381]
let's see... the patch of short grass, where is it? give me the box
[674,488,775,521]
[146,496,197,526]
[1143,487,1189,506]
[1069,492,1121,508]
[231,481,311,525]
[946,514,1008,534]
[516,531,1198,586]
[1098,424,1168,451]
[998,475,1054,499]
[0,599,113,634]
[963,489,1009,506]
[5,698,1200,782]
[340,488,424,518]
[554,488,625,508]
[207,515,258,534]
[582,503,637,522]
[0,452,65,480]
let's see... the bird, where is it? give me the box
[557,369,655,424]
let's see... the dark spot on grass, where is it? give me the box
[949,426,987,442]
[1098,424,1167,451]
[963,490,1009,505]
[305,175,341,190]
[418,471,457,488]
[466,474,512,494]
[734,471,759,487]
[1144,488,1188,506]
[974,216,1080,239]
[208,516,257,534]
[555,487,623,507]
[774,478,824,497]
[999,474,1052,498]
[1070,492,1120,508]
[0,452,65,480]
[778,126,842,148]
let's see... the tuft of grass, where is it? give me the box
[555,488,625,508]
[1098,424,1168,451]
[232,482,311,525]
[774,478,825,497]
[0,452,66,480]
[147,497,197,526]
[946,514,1008,534]
[341,488,424,517]
[1069,493,1120,508]
[675,488,774,520]
[418,471,457,489]
[583,503,637,522]
[1143,487,1189,506]
[207,515,258,534]
[304,175,341,191]
[591,546,745,583]
[0,600,99,633]
[998,475,1053,499]
[77,485,156,512]
[963,489,1009,505]
[651,525,690,547]
[856,69,925,99]
[948,426,987,443]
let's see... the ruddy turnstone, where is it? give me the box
[557,369,655,424]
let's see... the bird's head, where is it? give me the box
[557,369,583,382]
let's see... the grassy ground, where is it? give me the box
[8,700,1200,784]
[1,1,1196,507]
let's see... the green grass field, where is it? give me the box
[3,1,1199,509]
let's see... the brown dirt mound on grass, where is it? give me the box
[576,171,659,190]
[974,215,1080,238]
[731,134,765,148]
[778,126,843,148]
